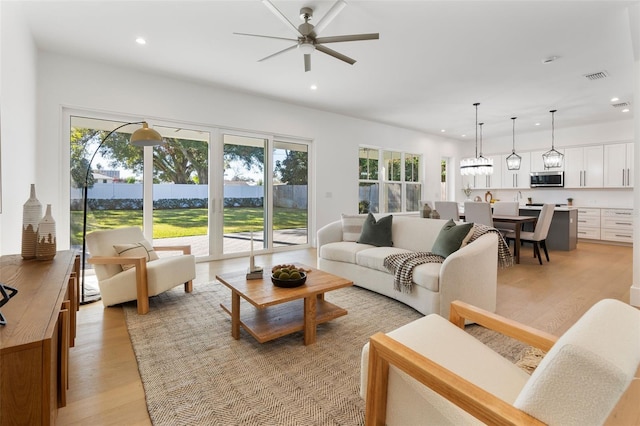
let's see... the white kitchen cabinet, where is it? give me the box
[564,146,603,188]
[604,143,633,187]
[502,151,530,189]
[474,155,502,189]
[576,207,601,240]
[530,149,565,172]
[601,208,633,243]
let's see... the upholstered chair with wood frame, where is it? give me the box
[86,226,196,314]
[361,299,640,426]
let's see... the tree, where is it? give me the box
[70,127,210,185]
[275,150,307,184]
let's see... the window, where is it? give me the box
[358,147,422,214]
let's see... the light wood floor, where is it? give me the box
[57,242,639,425]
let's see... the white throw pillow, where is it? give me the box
[113,240,159,271]
[341,213,367,242]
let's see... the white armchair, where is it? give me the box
[362,299,640,425]
[86,226,196,314]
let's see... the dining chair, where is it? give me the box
[491,201,519,234]
[504,203,555,265]
[434,201,459,221]
[463,201,493,227]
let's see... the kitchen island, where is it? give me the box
[519,205,578,251]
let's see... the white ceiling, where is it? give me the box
[18,0,637,142]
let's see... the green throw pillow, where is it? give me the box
[357,213,393,247]
[431,219,474,258]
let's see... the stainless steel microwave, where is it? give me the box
[530,171,564,187]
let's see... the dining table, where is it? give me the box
[459,213,538,264]
[491,215,538,264]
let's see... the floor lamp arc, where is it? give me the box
[81,121,163,304]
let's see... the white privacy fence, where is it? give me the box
[71,183,308,207]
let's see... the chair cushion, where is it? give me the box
[113,240,159,271]
[357,213,393,247]
[431,220,474,258]
[514,299,640,425]
[99,254,196,306]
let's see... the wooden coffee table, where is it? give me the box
[216,265,353,345]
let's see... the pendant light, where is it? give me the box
[542,109,563,169]
[460,103,494,176]
[506,116,522,170]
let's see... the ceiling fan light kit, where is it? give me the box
[237,0,379,72]
[542,109,564,169]
[460,103,494,176]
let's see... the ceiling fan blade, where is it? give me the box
[315,44,356,65]
[258,44,298,62]
[316,33,379,44]
[304,54,311,72]
[233,32,297,42]
[313,0,347,35]
[262,0,301,37]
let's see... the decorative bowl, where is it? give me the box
[271,271,307,288]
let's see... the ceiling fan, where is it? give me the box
[235,0,379,72]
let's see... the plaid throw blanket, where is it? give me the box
[383,224,513,293]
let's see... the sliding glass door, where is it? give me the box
[70,113,311,265]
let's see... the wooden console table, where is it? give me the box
[0,250,79,425]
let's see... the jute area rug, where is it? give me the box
[123,283,532,425]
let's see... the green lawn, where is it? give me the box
[70,207,307,245]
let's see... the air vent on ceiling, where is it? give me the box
[612,101,630,108]
[583,70,609,80]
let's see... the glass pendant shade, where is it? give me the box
[460,103,494,176]
[506,116,522,170]
[542,109,564,169]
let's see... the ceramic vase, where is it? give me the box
[430,209,440,219]
[21,184,42,259]
[419,200,431,218]
[36,204,57,260]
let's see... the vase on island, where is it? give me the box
[36,204,57,260]
[21,184,42,259]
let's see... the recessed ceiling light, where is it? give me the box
[136,37,147,45]
[611,97,619,102]
[461,134,466,137]
[622,108,630,113]
[310,84,317,90]
[541,56,559,64]
[440,129,446,133]
[535,122,541,126]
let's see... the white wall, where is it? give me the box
[23,50,461,254]
[0,2,38,255]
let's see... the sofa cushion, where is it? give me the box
[411,262,442,292]
[320,241,374,264]
[356,247,413,273]
[113,240,159,271]
[341,213,367,242]
[431,220,474,258]
[358,213,393,247]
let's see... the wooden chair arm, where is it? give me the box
[366,332,545,426]
[449,300,557,351]
[153,245,192,255]
[87,256,150,314]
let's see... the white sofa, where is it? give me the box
[317,215,499,318]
